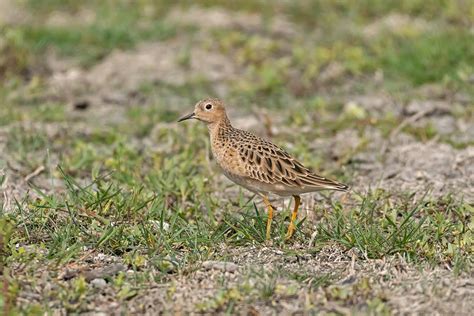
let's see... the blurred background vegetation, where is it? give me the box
[1,0,473,93]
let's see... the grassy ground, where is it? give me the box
[1,0,473,314]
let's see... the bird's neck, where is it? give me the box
[208,116,232,142]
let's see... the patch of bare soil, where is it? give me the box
[336,95,474,202]
[48,38,239,107]
[376,142,473,199]
[0,0,31,25]
[45,8,96,27]
[362,13,431,38]
[342,126,474,202]
[166,6,298,37]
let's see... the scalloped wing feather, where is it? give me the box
[234,130,348,192]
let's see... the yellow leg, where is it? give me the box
[286,195,300,240]
[262,195,273,240]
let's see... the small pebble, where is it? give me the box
[91,278,107,288]
[202,261,239,273]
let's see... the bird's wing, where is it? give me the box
[236,130,348,191]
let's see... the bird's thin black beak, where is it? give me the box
[177,112,195,122]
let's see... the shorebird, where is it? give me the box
[178,98,348,240]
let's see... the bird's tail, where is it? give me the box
[304,173,349,191]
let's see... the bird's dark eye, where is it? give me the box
[205,103,212,110]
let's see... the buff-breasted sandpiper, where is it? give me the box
[178,98,348,240]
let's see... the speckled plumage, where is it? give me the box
[178,98,349,240]
[210,119,348,196]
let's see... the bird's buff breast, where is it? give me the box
[210,143,263,194]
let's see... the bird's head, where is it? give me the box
[177,98,227,125]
